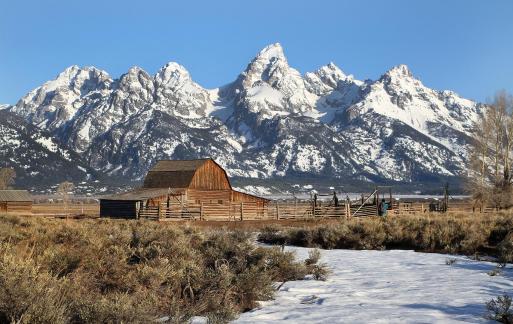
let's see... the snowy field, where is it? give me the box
[235,248,513,323]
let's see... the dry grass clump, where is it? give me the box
[485,295,513,324]
[258,213,513,262]
[0,216,322,323]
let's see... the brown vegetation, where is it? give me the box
[0,215,325,323]
[0,168,15,190]
[257,213,513,263]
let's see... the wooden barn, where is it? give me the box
[0,190,32,214]
[101,159,269,219]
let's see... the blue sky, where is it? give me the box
[1,0,512,104]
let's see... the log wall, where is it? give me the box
[0,202,32,214]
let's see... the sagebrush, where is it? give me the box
[0,216,323,323]
[258,213,513,262]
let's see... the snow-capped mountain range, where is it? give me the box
[5,43,483,192]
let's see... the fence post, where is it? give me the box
[240,202,243,221]
[276,202,280,220]
[294,199,297,219]
[158,204,162,220]
[200,202,204,221]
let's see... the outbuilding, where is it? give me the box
[100,158,269,219]
[0,190,32,214]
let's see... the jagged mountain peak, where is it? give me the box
[39,65,111,94]
[319,62,344,74]
[117,66,152,88]
[311,62,351,88]
[255,42,286,61]
[120,66,153,82]
[379,64,418,86]
[7,45,485,189]
[155,62,193,86]
[239,43,299,88]
[384,64,413,77]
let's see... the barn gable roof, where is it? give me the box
[143,158,231,189]
[0,190,32,202]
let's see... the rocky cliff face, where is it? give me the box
[0,109,105,193]
[8,43,484,191]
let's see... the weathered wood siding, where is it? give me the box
[189,160,231,190]
[144,195,170,207]
[231,190,268,205]
[187,189,231,204]
[2,202,32,213]
[100,200,137,219]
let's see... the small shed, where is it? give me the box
[100,158,270,219]
[0,190,32,214]
[100,188,178,218]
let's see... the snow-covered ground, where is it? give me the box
[235,248,513,323]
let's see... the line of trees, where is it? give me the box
[469,90,513,209]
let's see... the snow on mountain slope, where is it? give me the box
[11,65,112,131]
[0,109,100,192]
[7,43,484,187]
[342,64,480,142]
[230,43,320,119]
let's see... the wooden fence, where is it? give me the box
[20,199,500,221]
[137,201,383,221]
[135,199,503,221]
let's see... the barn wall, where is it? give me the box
[189,160,231,190]
[0,202,6,213]
[231,191,268,205]
[144,195,172,207]
[5,202,32,213]
[100,200,137,219]
[187,189,231,204]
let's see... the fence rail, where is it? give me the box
[137,201,379,221]
[134,199,504,221]
[23,199,503,220]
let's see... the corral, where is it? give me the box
[21,196,502,221]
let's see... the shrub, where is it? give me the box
[257,225,286,245]
[305,249,321,266]
[485,295,513,324]
[498,233,513,264]
[0,246,70,324]
[257,213,513,261]
[0,217,324,323]
[310,264,330,281]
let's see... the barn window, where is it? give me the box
[218,200,223,204]
[195,199,201,204]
